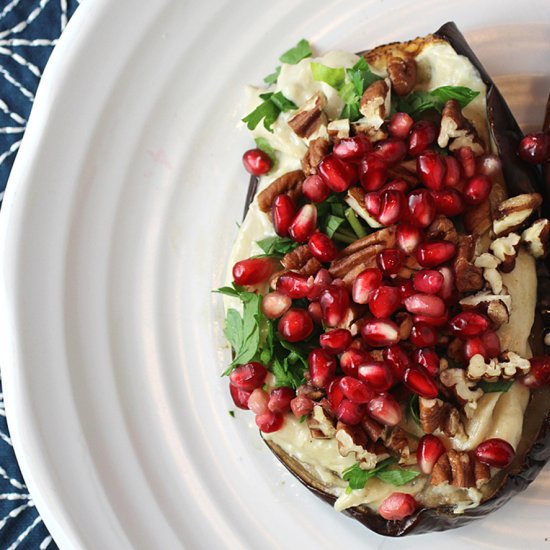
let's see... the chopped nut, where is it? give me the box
[327,119,350,140]
[387,56,417,96]
[396,312,413,340]
[454,235,484,293]
[359,79,390,130]
[361,416,386,442]
[345,187,383,229]
[490,233,521,273]
[431,451,489,488]
[459,291,511,327]
[288,92,328,139]
[447,449,475,488]
[383,426,411,463]
[431,453,452,486]
[438,99,484,155]
[257,170,305,212]
[521,218,550,258]
[493,193,542,237]
[418,398,465,438]
[296,383,324,401]
[426,215,458,244]
[301,137,330,176]
[307,405,336,438]
[474,459,491,489]
[281,245,312,271]
[352,124,387,142]
[440,368,483,405]
[474,253,501,269]
[466,351,530,382]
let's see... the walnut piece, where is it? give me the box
[301,137,330,176]
[454,235,484,293]
[288,92,328,139]
[474,252,500,269]
[482,267,503,295]
[307,405,336,438]
[359,79,390,130]
[493,193,542,237]
[257,170,305,212]
[490,233,521,273]
[521,218,550,258]
[438,99,484,154]
[467,352,530,382]
[383,426,411,464]
[387,56,417,96]
[459,291,511,327]
[426,215,458,244]
[327,119,350,140]
[440,368,483,405]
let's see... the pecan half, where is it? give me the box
[301,137,330,176]
[493,193,542,237]
[387,56,417,96]
[454,235,484,293]
[257,170,305,212]
[437,99,484,154]
[431,450,489,488]
[359,79,389,130]
[419,398,465,438]
[281,245,312,270]
[288,92,328,139]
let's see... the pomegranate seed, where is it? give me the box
[276,272,312,299]
[374,138,407,164]
[278,309,314,342]
[407,189,436,228]
[320,285,350,327]
[363,193,381,219]
[404,293,445,318]
[476,154,502,178]
[464,336,487,361]
[396,278,415,301]
[272,194,296,236]
[307,268,333,301]
[413,311,449,328]
[352,268,383,304]
[268,387,295,414]
[412,348,439,376]
[376,248,403,276]
[463,175,492,205]
[336,399,366,425]
[242,148,272,175]
[518,132,550,164]
[379,493,417,521]
[327,377,345,410]
[410,323,438,347]
[456,146,476,178]
[417,150,446,191]
[232,257,273,286]
[437,266,456,302]
[307,301,323,324]
[368,394,402,426]
[369,286,400,318]
[358,361,394,392]
[308,232,339,262]
[361,319,400,347]
[482,330,501,358]
[475,438,515,469]
[308,348,337,388]
[261,291,292,320]
[388,112,414,140]
[339,376,375,404]
[449,311,489,337]
[340,348,371,377]
[443,155,462,187]
[290,395,314,418]
[384,345,410,380]
[417,435,446,474]
[230,362,267,391]
[229,383,252,409]
[248,388,269,415]
[403,366,439,399]
[318,154,356,192]
[408,120,437,156]
[255,411,284,433]
[381,178,409,194]
[320,328,352,354]
[377,190,405,226]
[333,135,372,160]
[413,269,444,295]
[359,154,388,191]
[303,174,330,203]
[288,204,317,243]
[396,223,422,255]
[416,240,457,267]
[520,356,550,388]
[431,188,465,217]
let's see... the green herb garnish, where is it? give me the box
[254,137,277,166]
[478,379,513,393]
[310,62,346,89]
[263,39,312,84]
[408,394,421,427]
[396,85,480,118]
[242,91,297,132]
[343,458,420,492]
[256,235,299,257]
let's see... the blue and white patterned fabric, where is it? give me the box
[0,1,79,548]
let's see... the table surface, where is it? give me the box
[0,2,79,548]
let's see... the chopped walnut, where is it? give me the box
[490,233,521,273]
[474,253,500,269]
[327,119,350,140]
[521,218,550,258]
[336,422,389,470]
[359,79,390,130]
[454,235,484,293]
[467,351,530,382]
[459,291,511,327]
[493,193,542,237]
[387,56,417,96]
[301,137,330,176]
[345,187,383,229]
[426,215,458,244]
[440,368,483,405]
[257,170,305,212]
[361,416,386,442]
[307,405,336,439]
[382,426,412,464]
[288,92,328,139]
[482,267,503,295]
[438,99,484,155]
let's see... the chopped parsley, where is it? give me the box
[478,379,513,393]
[263,39,312,84]
[343,458,420,492]
[256,235,299,257]
[242,91,297,132]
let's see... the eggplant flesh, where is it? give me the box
[242,22,550,537]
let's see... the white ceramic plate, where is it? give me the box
[1,0,549,548]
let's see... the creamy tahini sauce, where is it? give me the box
[230,42,532,513]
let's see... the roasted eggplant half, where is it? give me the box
[219,22,550,536]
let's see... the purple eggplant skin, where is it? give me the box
[244,22,550,536]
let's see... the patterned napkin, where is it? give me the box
[0,2,79,548]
